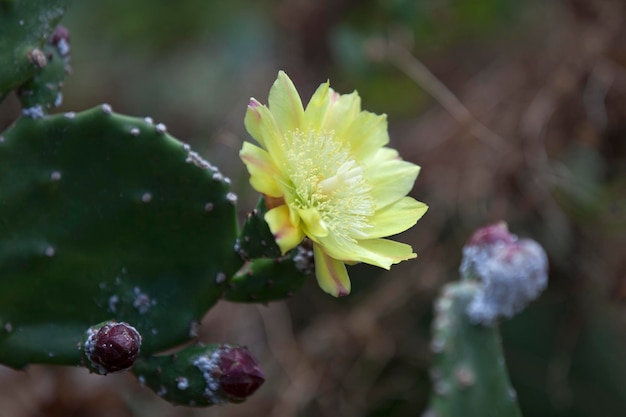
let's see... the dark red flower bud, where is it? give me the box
[84,321,142,374]
[467,222,515,247]
[217,346,265,401]
[50,25,70,46]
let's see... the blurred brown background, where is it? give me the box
[1,0,625,416]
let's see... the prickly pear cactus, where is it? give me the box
[0,0,69,101]
[424,223,548,417]
[426,281,523,417]
[0,106,241,368]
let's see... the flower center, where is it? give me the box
[280,129,374,242]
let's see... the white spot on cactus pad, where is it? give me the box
[155,123,167,134]
[193,347,230,405]
[101,104,113,114]
[64,112,75,119]
[108,295,119,313]
[50,171,62,181]
[56,38,70,57]
[144,117,154,125]
[204,202,214,212]
[44,246,55,257]
[130,127,140,136]
[54,93,63,108]
[4,323,13,333]
[133,287,156,314]
[141,192,153,203]
[22,105,44,119]
[215,272,226,284]
[157,386,168,396]
[176,377,189,390]
[226,193,237,203]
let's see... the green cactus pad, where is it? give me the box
[17,37,68,114]
[235,196,281,261]
[426,281,523,417]
[0,106,241,369]
[0,0,69,100]
[225,243,313,303]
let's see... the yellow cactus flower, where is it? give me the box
[240,71,427,297]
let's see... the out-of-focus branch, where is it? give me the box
[383,39,511,151]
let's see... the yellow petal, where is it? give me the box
[268,71,305,135]
[298,207,329,238]
[244,99,267,147]
[322,90,361,138]
[239,142,283,198]
[359,197,428,239]
[303,80,331,130]
[265,205,304,254]
[314,244,351,297]
[244,100,288,167]
[340,111,389,161]
[358,239,417,266]
[366,158,421,210]
[320,235,416,269]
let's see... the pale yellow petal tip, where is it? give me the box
[265,206,304,254]
[314,244,351,297]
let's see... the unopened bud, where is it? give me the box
[49,25,71,58]
[84,321,142,374]
[460,223,548,325]
[194,345,265,404]
[217,346,265,401]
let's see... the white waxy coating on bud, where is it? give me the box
[461,224,548,325]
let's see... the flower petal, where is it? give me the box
[356,197,428,239]
[320,235,416,269]
[340,111,389,160]
[314,244,351,297]
[244,99,267,147]
[244,100,288,168]
[239,142,283,198]
[366,158,421,210]
[265,205,304,254]
[303,80,331,130]
[322,90,361,137]
[298,207,329,239]
[268,71,305,135]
